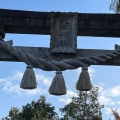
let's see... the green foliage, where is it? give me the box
[60,102,82,120]
[3,88,103,120]
[9,107,21,120]
[109,0,120,12]
[3,107,21,120]
[60,86,103,120]
[3,95,58,120]
[21,96,57,119]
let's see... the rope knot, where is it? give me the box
[27,65,33,69]
[56,71,62,74]
[82,67,88,71]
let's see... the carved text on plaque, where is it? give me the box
[50,12,78,53]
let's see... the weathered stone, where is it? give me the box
[0,9,120,70]
[50,12,78,53]
[0,46,120,66]
[0,26,5,39]
[0,9,120,37]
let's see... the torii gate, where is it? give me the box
[0,8,120,95]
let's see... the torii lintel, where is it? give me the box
[0,8,120,37]
[0,8,120,94]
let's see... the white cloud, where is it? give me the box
[59,98,71,104]
[2,82,45,96]
[36,74,52,87]
[103,107,112,115]
[67,89,78,97]
[96,85,120,116]
[0,71,51,96]
[98,86,120,105]
[98,95,115,105]
[98,82,105,87]
[5,71,23,81]
[88,67,95,74]
[117,101,120,105]
[104,107,120,118]
[99,85,120,97]
[1,79,46,96]
[23,88,46,96]
[110,85,120,97]
[59,89,78,104]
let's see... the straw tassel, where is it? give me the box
[20,65,37,89]
[49,71,66,95]
[76,67,92,91]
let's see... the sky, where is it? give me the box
[0,0,120,119]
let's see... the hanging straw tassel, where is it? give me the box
[49,71,66,95]
[76,67,92,91]
[20,65,37,89]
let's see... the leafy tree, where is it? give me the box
[3,95,58,120]
[60,86,103,120]
[2,88,103,120]
[109,0,120,12]
[9,107,21,120]
[3,107,21,120]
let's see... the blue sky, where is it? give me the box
[0,0,120,119]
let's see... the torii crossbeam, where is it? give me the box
[0,8,120,95]
[0,8,120,37]
[0,9,120,66]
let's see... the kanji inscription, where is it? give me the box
[50,12,78,53]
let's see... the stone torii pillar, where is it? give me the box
[0,9,120,95]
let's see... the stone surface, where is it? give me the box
[0,9,120,37]
[0,26,5,39]
[0,46,120,66]
[50,12,78,53]
[0,9,120,69]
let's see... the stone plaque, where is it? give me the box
[50,12,78,53]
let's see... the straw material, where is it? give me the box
[20,65,37,89]
[76,67,92,91]
[49,71,66,95]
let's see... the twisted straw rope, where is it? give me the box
[1,41,120,71]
